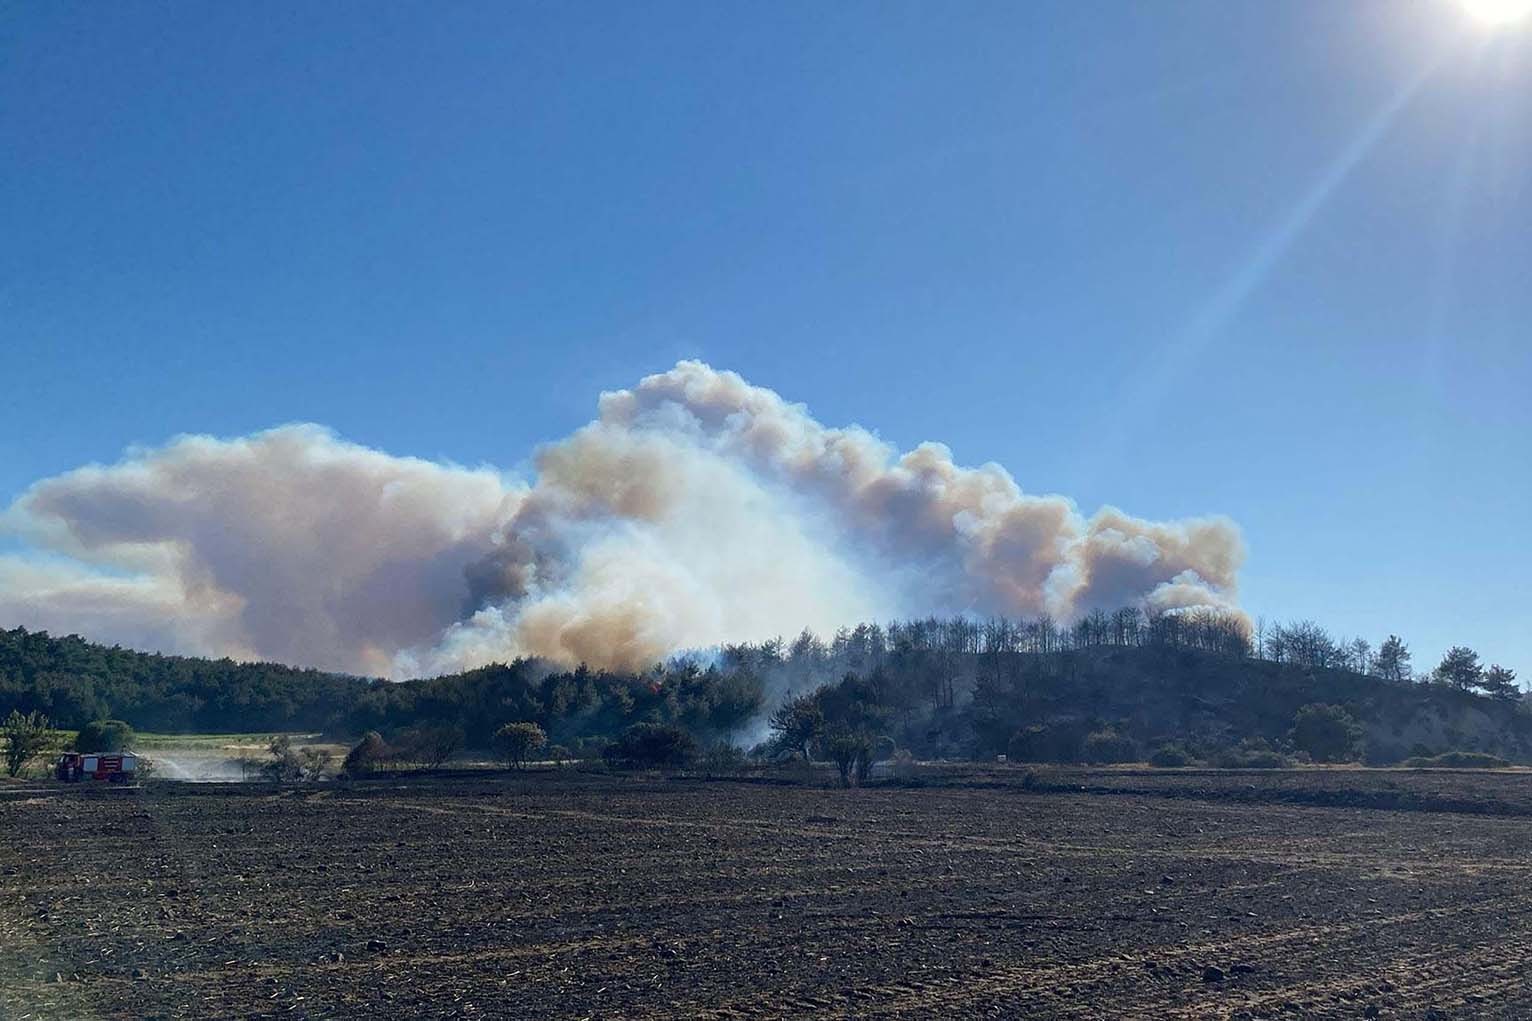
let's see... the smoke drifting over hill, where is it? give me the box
[0,362,1243,676]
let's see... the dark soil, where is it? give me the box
[3,767,1530,1019]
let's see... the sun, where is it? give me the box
[1461,0,1532,25]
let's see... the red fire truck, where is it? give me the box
[55,752,139,783]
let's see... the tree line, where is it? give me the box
[1,609,1522,771]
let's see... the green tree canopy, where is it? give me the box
[1375,635,1412,682]
[75,719,134,752]
[602,723,696,769]
[493,722,546,769]
[767,693,823,761]
[1290,703,1362,763]
[1435,647,1484,691]
[1480,665,1520,702]
[3,710,52,777]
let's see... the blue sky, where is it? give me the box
[3,1,1529,674]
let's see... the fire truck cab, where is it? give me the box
[55,751,138,783]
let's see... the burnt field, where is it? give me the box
[4,768,1532,1019]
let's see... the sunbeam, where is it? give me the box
[1422,86,1488,392]
[1079,52,1448,487]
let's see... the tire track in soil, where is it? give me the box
[1133,910,1532,1020]
[645,899,1526,1020]
[358,792,1532,1018]
[364,795,1532,880]
[0,934,658,1021]
[1151,943,1532,1020]
[8,776,1531,1019]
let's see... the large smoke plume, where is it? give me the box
[0,362,1244,676]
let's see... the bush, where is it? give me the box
[299,747,334,779]
[768,694,824,762]
[701,742,745,777]
[343,731,388,777]
[75,719,134,753]
[821,728,873,786]
[1290,703,1362,763]
[384,725,463,769]
[493,722,547,769]
[3,710,52,777]
[1212,737,1290,769]
[261,745,303,782]
[1401,751,1509,769]
[602,723,696,769]
[260,735,329,783]
[1148,743,1195,768]
[1082,728,1139,764]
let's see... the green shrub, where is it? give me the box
[260,735,329,783]
[701,742,745,777]
[1082,728,1139,764]
[602,723,696,769]
[1213,738,1290,769]
[343,731,388,776]
[75,719,134,753]
[493,722,547,769]
[821,728,873,786]
[1290,703,1362,763]
[3,710,52,777]
[1148,743,1195,768]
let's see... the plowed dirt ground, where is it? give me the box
[3,767,1531,1019]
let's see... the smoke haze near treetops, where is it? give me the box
[0,362,1244,677]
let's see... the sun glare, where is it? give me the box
[1461,0,1532,25]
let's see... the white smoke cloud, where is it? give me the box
[1,425,521,676]
[0,362,1245,676]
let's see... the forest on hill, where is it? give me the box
[1,609,1524,766]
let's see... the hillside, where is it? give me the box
[965,642,1532,765]
[0,627,372,733]
[0,626,761,751]
[3,620,1527,764]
